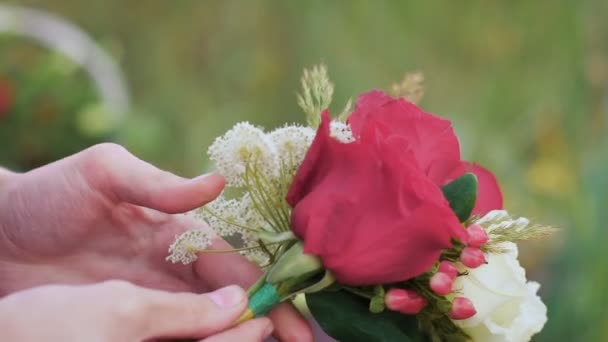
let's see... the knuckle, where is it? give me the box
[77,143,130,191]
[82,143,128,166]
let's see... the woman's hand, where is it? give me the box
[0,281,273,342]
[0,166,16,189]
[0,143,312,341]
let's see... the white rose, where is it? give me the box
[452,242,547,342]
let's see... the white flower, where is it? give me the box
[195,195,245,237]
[208,122,279,186]
[166,229,213,264]
[238,193,269,231]
[452,242,547,342]
[268,125,315,171]
[329,121,355,143]
[189,193,273,266]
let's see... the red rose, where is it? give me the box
[347,90,502,215]
[287,110,467,285]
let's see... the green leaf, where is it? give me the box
[441,172,478,222]
[307,290,419,342]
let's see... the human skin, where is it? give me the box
[0,143,312,342]
[0,281,273,341]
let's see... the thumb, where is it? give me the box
[134,285,248,340]
[77,143,224,213]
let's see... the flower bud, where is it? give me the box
[438,261,459,279]
[385,288,427,314]
[430,272,453,295]
[266,242,323,284]
[460,247,487,268]
[450,297,477,320]
[466,224,489,247]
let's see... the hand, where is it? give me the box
[0,166,15,189]
[0,143,312,341]
[0,281,273,341]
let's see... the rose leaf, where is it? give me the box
[306,290,419,342]
[441,172,478,222]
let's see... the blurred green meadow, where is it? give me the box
[1,1,607,340]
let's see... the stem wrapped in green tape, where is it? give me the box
[236,241,334,325]
[248,282,281,317]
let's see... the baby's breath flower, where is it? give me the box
[269,125,315,171]
[238,193,268,230]
[330,121,355,143]
[166,229,212,264]
[208,122,279,186]
[196,195,245,237]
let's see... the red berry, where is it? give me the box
[430,272,453,295]
[467,224,489,247]
[450,297,477,320]
[438,261,459,279]
[385,288,427,314]
[460,247,487,268]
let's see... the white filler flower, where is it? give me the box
[208,122,279,186]
[329,121,355,143]
[453,241,547,342]
[268,124,315,171]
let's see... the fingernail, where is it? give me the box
[207,285,245,308]
[192,172,223,182]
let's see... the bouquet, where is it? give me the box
[168,65,553,342]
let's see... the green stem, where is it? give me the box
[254,166,291,230]
[248,167,286,232]
[250,162,291,232]
[199,242,280,254]
[283,270,335,300]
[202,207,261,233]
[244,166,284,233]
[257,239,277,262]
[247,275,267,297]
[248,282,282,317]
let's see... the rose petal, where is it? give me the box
[468,163,503,216]
[347,90,463,185]
[288,111,465,285]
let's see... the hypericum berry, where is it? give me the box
[460,247,487,268]
[466,224,489,247]
[438,261,459,279]
[449,297,477,320]
[385,288,427,314]
[430,272,453,295]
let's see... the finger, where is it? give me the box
[0,167,17,187]
[77,143,225,213]
[201,318,273,342]
[194,239,314,342]
[124,284,248,339]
